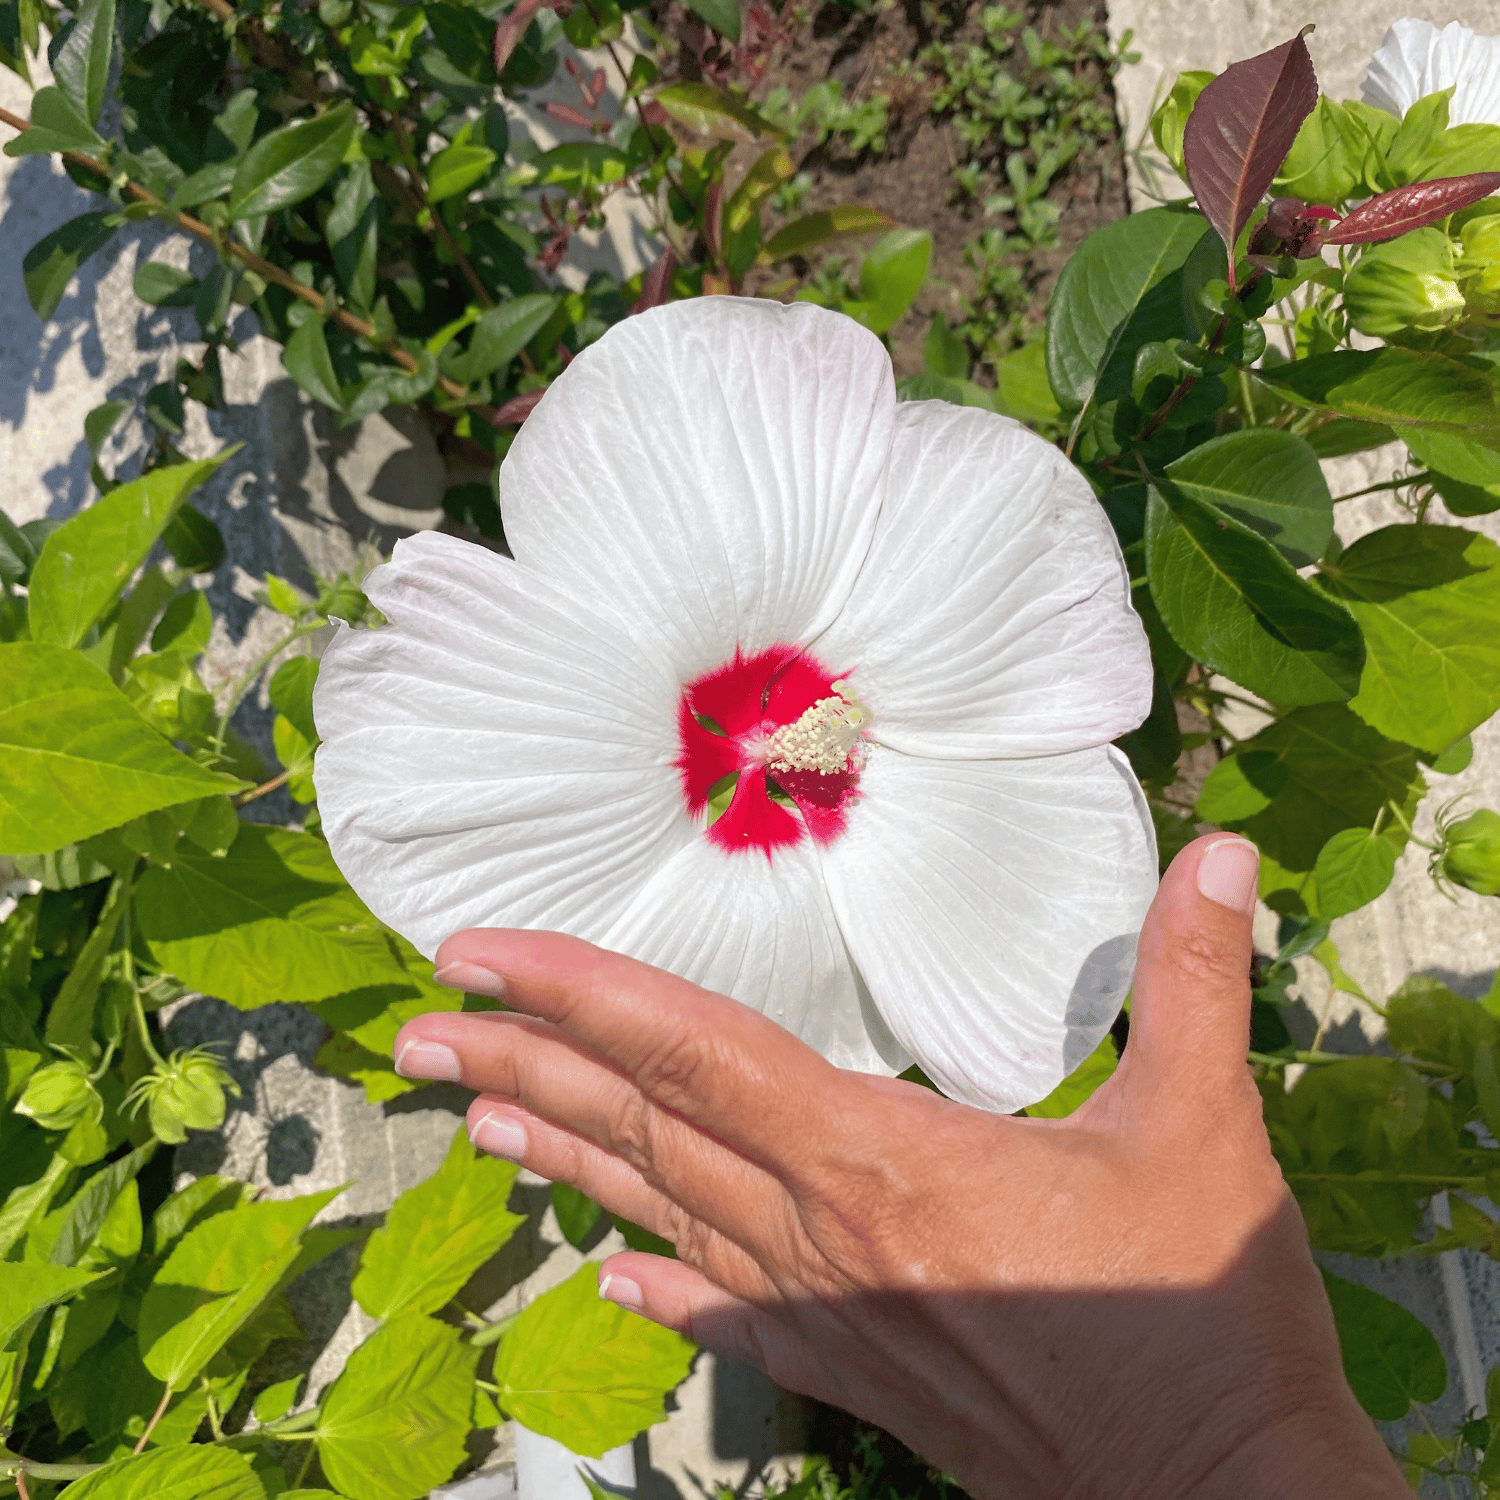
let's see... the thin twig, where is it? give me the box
[134,1385,174,1455]
[236,769,291,806]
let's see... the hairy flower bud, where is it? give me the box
[1344,227,1466,337]
[15,1056,103,1131]
[126,1048,240,1145]
[1440,809,1500,897]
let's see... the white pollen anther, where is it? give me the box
[765,681,871,776]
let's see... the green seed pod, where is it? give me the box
[1441,809,1500,897]
[1345,228,1466,338]
[127,1048,240,1145]
[15,1057,104,1132]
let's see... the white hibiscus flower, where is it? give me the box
[313,298,1156,1111]
[1362,18,1500,128]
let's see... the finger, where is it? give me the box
[431,929,859,1184]
[394,1009,797,1249]
[596,1252,805,1380]
[1121,832,1259,1109]
[463,1091,782,1299]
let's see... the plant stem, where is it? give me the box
[211,621,325,753]
[1333,472,1433,503]
[235,770,292,807]
[293,1442,317,1487]
[133,1386,174,1454]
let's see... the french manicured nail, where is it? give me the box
[393,1039,462,1082]
[1198,836,1259,915]
[470,1111,528,1161]
[599,1273,644,1310]
[434,960,507,998]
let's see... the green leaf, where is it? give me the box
[1257,348,1500,445]
[22,212,117,320]
[455,294,558,384]
[134,824,411,1006]
[162,503,225,572]
[844,228,930,335]
[1145,483,1364,706]
[1196,704,1423,909]
[654,84,777,142]
[58,1443,266,1500]
[229,103,358,221]
[760,205,893,262]
[1045,207,1212,419]
[1312,828,1396,919]
[1321,525,1500,754]
[1163,428,1332,566]
[681,0,738,41]
[328,160,378,310]
[269,656,319,743]
[0,1261,104,1347]
[1303,418,1397,460]
[139,1188,340,1390]
[426,142,497,203]
[0,643,243,855]
[1321,1269,1446,1421]
[151,590,213,656]
[3,85,105,156]
[552,1182,603,1248]
[52,0,115,127]
[282,317,345,412]
[317,1312,477,1500]
[50,1142,154,1268]
[1025,1034,1117,1118]
[352,1128,524,1319]
[28,452,232,648]
[992,340,1061,425]
[493,1262,694,1456]
[1403,427,1500,517]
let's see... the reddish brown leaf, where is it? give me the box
[543,101,594,129]
[493,0,556,74]
[1324,173,1500,245]
[1182,28,1319,289]
[632,248,677,314]
[490,389,547,427]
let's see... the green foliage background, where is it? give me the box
[0,1,1498,1496]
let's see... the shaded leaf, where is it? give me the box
[0,1261,104,1347]
[1145,482,1363,706]
[162,502,225,573]
[283,317,344,411]
[654,82,776,142]
[1321,1269,1446,1421]
[455,294,557,384]
[1025,1035,1117,1119]
[552,1182,603,1248]
[22,212,117,320]
[1313,828,1396,919]
[269,656,319,743]
[3,85,104,156]
[682,0,738,42]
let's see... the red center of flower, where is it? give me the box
[674,644,867,857]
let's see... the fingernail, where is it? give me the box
[434,960,507,999]
[599,1273,644,1310]
[393,1039,463,1081]
[470,1110,528,1161]
[1198,837,1259,915]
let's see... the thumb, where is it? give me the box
[1121,832,1260,1110]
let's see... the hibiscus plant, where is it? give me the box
[2,3,1500,1496]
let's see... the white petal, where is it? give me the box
[314,532,692,958]
[501,298,895,679]
[601,836,909,1076]
[814,401,1150,759]
[1363,20,1500,127]
[820,745,1156,1112]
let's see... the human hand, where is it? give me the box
[392,834,1407,1500]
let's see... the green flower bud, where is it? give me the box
[1345,228,1466,338]
[1440,809,1500,897]
[1458,215,1500,328]
[126,1048,239,1145]
[16,1057,103,1132]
